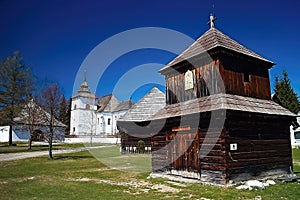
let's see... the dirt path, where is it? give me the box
[0,145,111,162]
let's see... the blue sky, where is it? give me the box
[0,0,299,102]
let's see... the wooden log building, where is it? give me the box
[118,87,165,153]
[118,15,296,184]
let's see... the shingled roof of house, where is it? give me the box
[97,94,132,113]
[97,94,120,112]
[14,100,66,127]
[118,87,165,122]
[148,93,296,121]
[113,100,133,112]
[160,27,274,72]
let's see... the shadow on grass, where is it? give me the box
[54,155,94,160]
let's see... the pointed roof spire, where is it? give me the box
[78,69,90,93]
[84,69,87,82]
[72,69,97,99]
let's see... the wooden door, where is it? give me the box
[167,132,200,174]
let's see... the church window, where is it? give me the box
[108,118,111,125]
[86,104,90,110]
[74,104,77,110]
[73,127,75,132]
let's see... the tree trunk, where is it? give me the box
[8,125,13,146]
[27,135,32,150]
[48,136,53,159]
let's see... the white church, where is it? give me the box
[70,74,132,136]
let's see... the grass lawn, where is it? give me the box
[0,146,299,200]
[0,142,98,154]
[293,147,300,172]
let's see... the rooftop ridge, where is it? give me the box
[160,26,274,73]
[119,87,165,122]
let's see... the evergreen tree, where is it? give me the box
[0,51,34,145]
[58,95,70,136]
[274,70,300,114]
[59,95,67,122]
[65,98,71,136]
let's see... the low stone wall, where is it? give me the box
[64,136,120,144]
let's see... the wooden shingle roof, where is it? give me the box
[148,93,296,120]
[15,100,66,127]
[97,94,120,112]
[118,87,165,122]
[113,100,133,112]
[160,27,274,73]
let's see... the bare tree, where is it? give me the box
[19,98,43,149]
[22,75,38,150]
[38,84,63,159]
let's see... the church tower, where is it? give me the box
[70,71,97,135]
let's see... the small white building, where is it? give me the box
[290,112,300,148]
[0,100,66,143]
[70,75,132,136]
[0,126,29,142]
[96,94,132,135]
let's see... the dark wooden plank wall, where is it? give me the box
[152,130,168,171]
[165,56,271,105]
[119,121,153,153]
[225,111,293,182]
[151,113,228,184]
[151,111,293,184]
[121,133,151,147]
[165,60,224,105]
[218,61,271,100]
